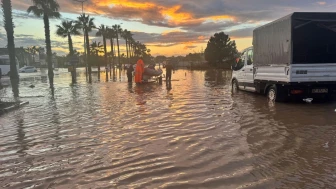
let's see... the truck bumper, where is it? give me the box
[285,83,336,99]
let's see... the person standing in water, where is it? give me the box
[165,61,173,85]
[127,64,134,83]
[134,56,144,84]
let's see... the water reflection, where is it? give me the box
[15,112,27,157]
[0,69,336,188]
[232,89,336,188]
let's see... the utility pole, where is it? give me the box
[74,0,88,80]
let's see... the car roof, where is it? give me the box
[0,55,9,59]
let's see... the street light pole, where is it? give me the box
[74,0,88,80]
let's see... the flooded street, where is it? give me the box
[1,69,336,188]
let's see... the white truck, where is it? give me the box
[232,12,336,102]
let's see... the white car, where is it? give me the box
[19,66,37,73]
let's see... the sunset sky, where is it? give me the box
[0,0,335,56]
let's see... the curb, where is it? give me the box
[0,101,29,116]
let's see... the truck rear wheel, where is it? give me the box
[267,86,277,101]
[267,85,287,102]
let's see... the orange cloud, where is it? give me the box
[208,15,236,21]
[88,0,234,27]
[317,1,326,5]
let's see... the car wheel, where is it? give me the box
[267,85,287,102]
[232,79,239,94]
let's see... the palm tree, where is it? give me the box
[107,28,117,77]
[128,34,134,60]
[27,0,61,89]
[56,20,81,83]
[2,0,19,96]
[122,29,133,65]
[25,46,38,66]
[96,25,109,81]
[128,37,135,61]
[90,41,103,80]
[112,24,122,68]
[77,13,95,83]
[56,20,81,55]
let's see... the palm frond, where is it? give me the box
[50,11,61,18]
[27,6,43,17]
[56,25,67,37]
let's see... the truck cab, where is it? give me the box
[232,47,254,92]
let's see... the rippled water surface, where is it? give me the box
[1,68,336,189]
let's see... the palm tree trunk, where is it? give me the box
[68,33,74,55]
[97,51,100,81]
[2,0,19,97]
[129,42,132,60]
[103,36,108,81]
[85,30,92,83]
[116,33,121,69]
[68,33,76,83]
[110,38,114,77]
[32,53,35,66]
[125,39,130,64]
[43,13,54,89]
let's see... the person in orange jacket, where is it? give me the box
[134,56,144,84]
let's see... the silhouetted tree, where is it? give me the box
[112,24,122,68]
[96,25,109,81]
[77,14,95,83]
[90,41,103,80]
[204,32,238,68]
[56,20,81,83]
[28,0,61,88]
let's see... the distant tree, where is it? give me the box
[112,24,122,68]
[107,27,117,76]
[27,0,61,89]
[204,32,238,68]
[25,46,39,65]
[185,53,203,63]
[90,41,103,80]
[2,0,19,96]
[155,55,166,63]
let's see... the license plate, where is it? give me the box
[312,89,328,93]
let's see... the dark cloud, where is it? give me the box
[182,21,235,33]
[133,31,207,45]
[227,27,255,38]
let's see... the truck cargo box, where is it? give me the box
[253,12,336,67]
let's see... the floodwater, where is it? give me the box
[0,68,336,189]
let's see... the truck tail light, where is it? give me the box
[291,89,304,94]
